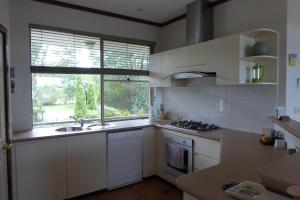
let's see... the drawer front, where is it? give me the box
[193,154,219,172]
[193,137,221,160]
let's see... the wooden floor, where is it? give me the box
[76,178,183,200]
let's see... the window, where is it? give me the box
[31,25,153,126]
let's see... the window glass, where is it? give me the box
[104,40,150,70]
[104,75,149,121]
[31,28,100,68]
[32,74,101,126]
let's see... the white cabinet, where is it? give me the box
[193,154,219,172]
[149,53,162,87]
[189,42,207,67]
[207,35,239,85]
[155,128,221,183]
[158,43,208,87]
[15,139,67,200]
[184,193,198,200]
[274,124,300,150]
[66,133,107,198]
[15,133,108,200]
[142,127,155,177]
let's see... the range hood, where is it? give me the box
[164,71,216,80]
[186,0,213,45]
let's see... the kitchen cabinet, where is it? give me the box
[149,53,162,87]
[150,29,278,87]
[142,127,155,177]
[66,133,107,198]
[193,154,219,172]
[189,42,207,67]
[207,35,239,85]
[155,128,221,184]
[183,193,198,200]
[15,139,67,200]
[14,132,108,200]
[274,124,300,150]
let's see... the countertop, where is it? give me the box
[175,128,299,200]
[13,119,153,143]
[272,117,300,139]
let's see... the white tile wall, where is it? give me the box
[161,85,277,134]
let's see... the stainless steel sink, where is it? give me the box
[55,126,83,132]
[87,123,116,130]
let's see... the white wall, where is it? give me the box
[156,19,187,52]
[286,0,300,121]
[0,0,9,28]
[163,86,276,134]
[10,0,159,131]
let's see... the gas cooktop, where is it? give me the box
[167,120,219,132]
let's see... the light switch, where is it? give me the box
[294,107,300,114]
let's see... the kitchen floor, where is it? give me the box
[75,178,183,200]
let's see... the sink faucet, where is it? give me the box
[69,116,85,127]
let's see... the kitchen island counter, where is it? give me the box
[175,128,299,200]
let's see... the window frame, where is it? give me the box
[30,24,155,126]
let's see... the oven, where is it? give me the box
[163,132,193,177]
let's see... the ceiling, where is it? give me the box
[56,0,216,23]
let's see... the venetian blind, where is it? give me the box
[31,28,101,68]
[104,40,150,70]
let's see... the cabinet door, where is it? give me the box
[149,53,162,87]
[193,154,219,172]
[142,127,155,177]
[207,35,239,85]
[189,42,207,66]
[15,139,67,200]
[161,46,189,85]
[67,133,107,198]
[193,137,221,160]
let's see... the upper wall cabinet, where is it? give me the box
[149,53,162,88]
[150,29,279,87]
[207,35,240,85]
[150,42,207,87]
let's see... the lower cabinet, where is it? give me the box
[15,139,67,200]
[142,127,155,177]
[67,133,107,198]
[183,193,198,200]
[193,154,219,172]
[14,133,107,200]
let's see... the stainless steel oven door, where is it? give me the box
[163,133,193,177]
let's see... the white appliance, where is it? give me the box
[107,129,143,189]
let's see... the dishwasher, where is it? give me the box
[107,129,143,189]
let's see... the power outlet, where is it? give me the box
[294,107,300,114]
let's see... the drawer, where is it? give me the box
[193,154,219,172]
[193,137,221,160]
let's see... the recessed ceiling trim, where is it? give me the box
[32,0,231,27]
[33,0,162,26]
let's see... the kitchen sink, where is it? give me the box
[87,123,116,130]
[55,126,84,132]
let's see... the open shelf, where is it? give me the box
[239,29,278,85]
[241,55,278,62]
[241,82,278,86]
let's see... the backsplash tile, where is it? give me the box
[160,86,277,134]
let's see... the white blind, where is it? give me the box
[31,28,101,68]
[104,40,150,70]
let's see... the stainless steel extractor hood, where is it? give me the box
[186,0,214,45]
[164,71,216,80]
